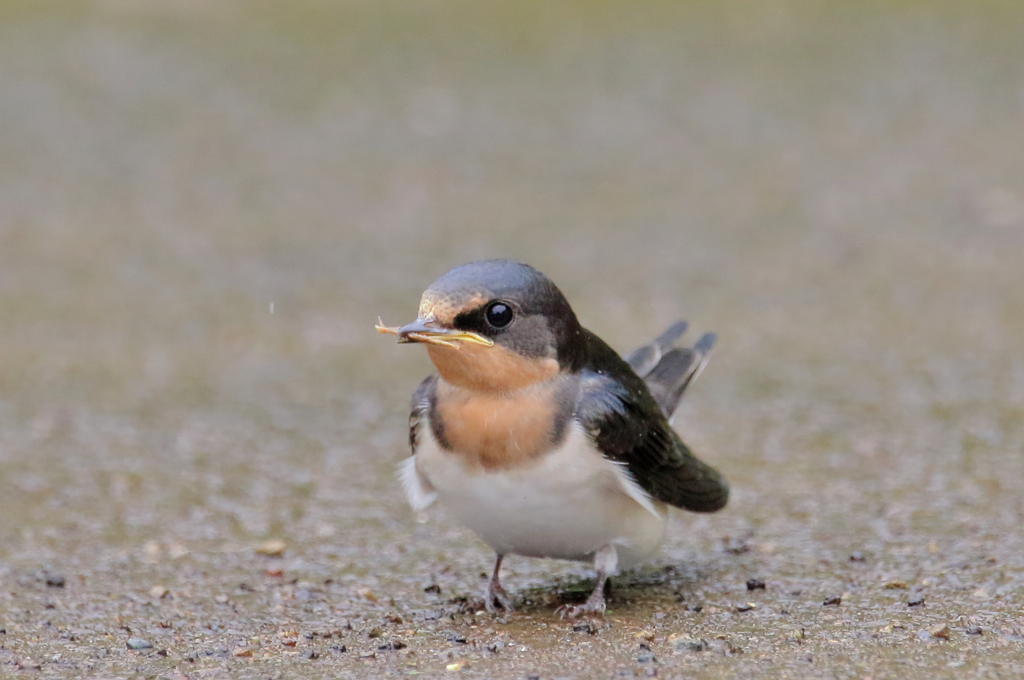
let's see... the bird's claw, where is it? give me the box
[555,598,606,620]
[484,583,515,614]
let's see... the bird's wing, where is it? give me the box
[408,375,435,453]
[575,331,728,513]
[400,376,438,512]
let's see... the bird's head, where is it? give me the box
[378,260,585,392]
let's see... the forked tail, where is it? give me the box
[625,321,716,418]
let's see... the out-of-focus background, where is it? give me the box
[1,1,1022,677]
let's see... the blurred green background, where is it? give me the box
[0,1,1022,677]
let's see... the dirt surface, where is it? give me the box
[1,1,1023,678]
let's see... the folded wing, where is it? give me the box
[576,328,728,513]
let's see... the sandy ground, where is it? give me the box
[1,1,1023,678]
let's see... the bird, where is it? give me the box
[376,259,728,618]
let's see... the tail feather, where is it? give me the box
[625,320,688,377]
[631,322,716,417]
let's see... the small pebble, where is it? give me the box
[746,579,766,591]
[849,551,866,562]
[636,653,655,663]
[822,596,842,606]
[929,624,951,640]
[256,539,286,557]
[232,648,252,658]
[214,594,229,604]
[722,537,751,554]
[572,621,598,635]
[965,626,983,635]
[303,649,320,660]
[126,638,153,650]
[160,672,189,680]
[708,639,742,656]
[150,585,169,599]
[671,637,708,652]
[908,596,925,607]
[45,573,66,588]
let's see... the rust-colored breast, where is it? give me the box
[433,379,568,472]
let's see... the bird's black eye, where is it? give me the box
[484,301,514,329]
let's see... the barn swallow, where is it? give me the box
[377,260,728,618]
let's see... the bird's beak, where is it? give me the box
[375,317,494,349]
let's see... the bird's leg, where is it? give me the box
[484,553,514,613]
[556,544,618,619]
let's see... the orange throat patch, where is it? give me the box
[433,376,568,472]
[425,342,559,393]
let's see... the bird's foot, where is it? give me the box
[556,548,615,619]
[462,554,515,614]
[555,591,606,619]
[462,582,515,614]
[484,581,515,614]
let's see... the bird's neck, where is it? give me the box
[426,343,560,393]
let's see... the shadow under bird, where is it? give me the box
[377,260,728,618]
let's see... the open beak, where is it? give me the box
[375,317,494,349]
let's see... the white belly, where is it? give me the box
[402,423,667,570]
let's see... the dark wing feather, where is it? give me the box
[409,375,435,453]
[576,330,728,513]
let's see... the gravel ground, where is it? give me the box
[1,1,1023,678]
